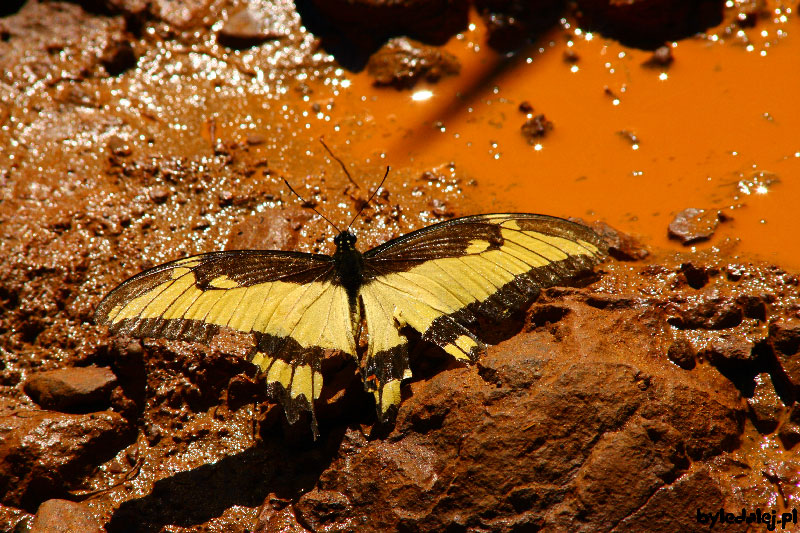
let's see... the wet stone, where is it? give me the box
[746,373,783,434]
[575,219,649,261]
[642,45,674,68]
[769,319,800,386]
[778,405,800,450]
[29,499,103,533]
[574,0,724,49]
[148,186,170,204]
[704,334,755,367]
[0,410,130,508]
[669,298,743,330]
[521,114,553,142]
[768,318,800,355]
[679,262,711,289]
[668,208,723,245]
[218,8,282,49]
[366,37,460,89]
[24,366,117,412]
[475,0,563,51]
[667,338,696,370]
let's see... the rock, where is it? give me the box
[778,405,800,450]
[769,319,800,386]
[288,298,744,530]
[667,338,696,370]
[218,8,283,49]
[704,334,755,367]
[747,373,783,433]
[768,318,800,355]
[573,219,649,261]
[615,466,746,532]
[29,499,103,533]
[0,410,131,509]
[574,0,724,49]
[253,505,308,533]
[366,37,460,89]
[520,114,553,142]
[148,186,170,204]
[475,0,564,51]
[0,506,32,533]
[295,489,352,531]
[23,366,117,412]
[667,208,723,245]
[307,0,469,47]
[668,298,743,330]
[679,262,711,288]
[642,45,674,68]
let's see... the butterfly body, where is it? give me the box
[332,231,365,305]
[95,213,607,437]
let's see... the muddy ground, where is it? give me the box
[1,0,798,531]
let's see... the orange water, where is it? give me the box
[275,7,800,269]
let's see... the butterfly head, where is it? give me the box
[334,230,358,252]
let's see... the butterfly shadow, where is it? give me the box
[104,427,347,533]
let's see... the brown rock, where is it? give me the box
[573,219,649,261]
[295,489,352,531]
[667,338,696,370]
[769,319,800,386]
[669,298,743,330]
[29,499,103,533]
[0,410,131,509]
[574,0,724,48]
[704,334,755,366]
[679,261,711,288]
[747,373,783,433]
[668,208,723,245]
[367,37,460,89]
[778,405,800,450]
[253,505,308,533]
[0,506,32,533]
[148,186,170,204]
[642,45,674,68]
[23,366,117,412]
[615,466,746,532]
[218,8,283,49]
[520,114,553,142]
[308,0,469,46]
[291,298,744,531]
[768,318,800,355]
[476,0,564,51]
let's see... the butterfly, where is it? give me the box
[95,198,606,437]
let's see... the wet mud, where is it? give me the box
[1,0,798,531]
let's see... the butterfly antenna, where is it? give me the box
[347,166,390,230]
[320,136,360,189]
[282,178,342,234]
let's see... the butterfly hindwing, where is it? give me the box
[95,250,357,436]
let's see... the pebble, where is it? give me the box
[23,366,117,412]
